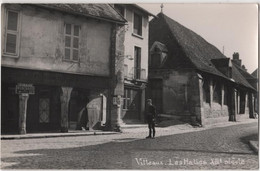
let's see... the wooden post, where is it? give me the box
[60,87,72,132]
[18,93,29,134]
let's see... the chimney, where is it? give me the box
[232,52,241,66]
[242,65,247,72]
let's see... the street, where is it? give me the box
[1,121,258,170]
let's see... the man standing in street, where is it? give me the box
[146,99,156,139]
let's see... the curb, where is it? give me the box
[1,131,120,140]
[249,140,259,154]
[1,119,257,140]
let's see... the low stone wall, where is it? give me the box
[204,116,229,125]
[204,102,229,119]
[236,113,250,121]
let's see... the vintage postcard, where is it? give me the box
[1,2,258,170]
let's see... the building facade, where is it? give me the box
[113,4,154,125]
[1,4,126,134]
[148,13,257,126]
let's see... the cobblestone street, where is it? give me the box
[1,121,258,170]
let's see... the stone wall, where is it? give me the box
[162,69,194,116]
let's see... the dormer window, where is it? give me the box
[150,41,168,68]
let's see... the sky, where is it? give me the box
[138,3,258,73]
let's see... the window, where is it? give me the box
[114,4,125,17]
[123,89,131,110]
[133,13,142,36]
[134,46,141,79]
[64,23,80,61]
[124,64,128,78]
[4,10,20,56]
[122,88,139,110]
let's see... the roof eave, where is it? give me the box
[197,68,256,92]
[33,4,127,25]
[131,4,156,17]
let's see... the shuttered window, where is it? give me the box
[4,10,20,56]
[64,24,80,61]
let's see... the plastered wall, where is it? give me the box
[2,5,112,76]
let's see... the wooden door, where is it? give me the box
[150,80,163,113]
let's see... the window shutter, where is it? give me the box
[5,10,19,56]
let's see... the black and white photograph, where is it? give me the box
[1,1,259,170]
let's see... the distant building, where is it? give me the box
[250,68,258,90]
[113,4,155,125]
[1,4,126,134]
[148,13,257,125]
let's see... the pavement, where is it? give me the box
[1,118,258,140]
[1,119,258,170]
[249,140,259,154]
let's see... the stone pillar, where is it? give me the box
[221,84,224,106]
[110,95,123,132]
[249,93,254,118]
[230,88,237,121]
[237,90,240,114]
[209,79,213,107]
[110,23,125,132]
[60,87,72,132]
[245,93,249,113]
[198,75,205,126]
[18,93,29,134]
[140,84,146,122]
[234,89,238,121]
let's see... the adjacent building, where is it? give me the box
[1,4,127,134]
[113,4,155,125]
[148,12,257,126]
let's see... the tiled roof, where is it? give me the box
[150,12,255,91]
[35,4,127,24]
[231,63,255,90]
[251,68,258,78]
[233,63,257,80]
